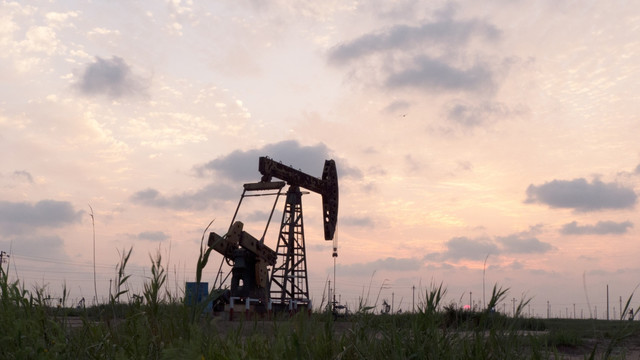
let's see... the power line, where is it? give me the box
[10,253,115,269]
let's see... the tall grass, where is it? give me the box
[2,255,640,359]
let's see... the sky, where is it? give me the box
[1,0,640,318]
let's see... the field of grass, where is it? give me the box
[2,253,640,359]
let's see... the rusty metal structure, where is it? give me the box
[206,156,338,311]
[208,221,277,301]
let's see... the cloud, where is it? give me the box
[195,140,363,181]
[130,183,238,210]
[525,178,637,212]
[385,56,495,93]
[445,101,527,128]
[0,200,83,235]
[635,163,640,174]
[21,26,60,55]
[327,16,500,65]
[403,154,424,174]
[427,227,553,262]
[327,8,502,95]
[45,11,79,26]
[508,260,524,270]
[12,170,33,183]
[340,215,375,228]
[424,262,458,271]
[382,100,411,114]
[560,220,633,235]
[242,210,281,223]
[75,56,147,98]
[578,254,598,262]
[133,140,364,210]
[0,235,68,259]
[585,268,638,277]
[496,234,553,254]
[195,140,331,182]
[336,256,422,276]
[437,236,499,261]
[137,231,170,242]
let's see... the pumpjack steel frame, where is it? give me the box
[207,156,338,310]
[269,186,310,306]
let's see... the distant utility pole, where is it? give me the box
[392,292,394,314]
[547,301,550,319]
[512,298,517,316]
[620,296,623,320]
[607,285,610,320]
[89,204,97,306]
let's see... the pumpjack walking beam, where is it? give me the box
[258,157,339,241]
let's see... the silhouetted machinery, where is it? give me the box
[207,156,338,312]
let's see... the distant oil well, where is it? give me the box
[203,156,339,317]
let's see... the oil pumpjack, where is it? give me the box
[206,156,338,313]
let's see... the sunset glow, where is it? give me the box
[1,1,640,318]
